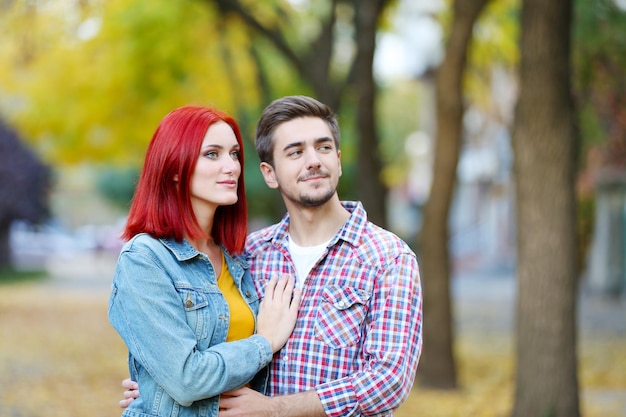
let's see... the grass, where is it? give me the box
[0,266,624,417]
[0,267,47,284]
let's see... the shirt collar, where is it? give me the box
[267,200,367,248]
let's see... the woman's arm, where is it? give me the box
[109,250,300,406]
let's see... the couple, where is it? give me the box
[108,95,423,417]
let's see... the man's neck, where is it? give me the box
[285,196,350,246]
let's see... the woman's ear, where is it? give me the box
[260,162,279,189]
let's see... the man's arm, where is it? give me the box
[219,387,326,417]
[315,252,423,416]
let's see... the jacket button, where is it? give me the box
[185,292,193,308]
[245,291,251,297]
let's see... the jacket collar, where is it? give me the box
[159,237,249,268]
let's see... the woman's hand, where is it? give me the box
[256,275,301,353]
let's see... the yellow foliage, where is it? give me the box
[435,0,520,116]
[0,0,262,167]
[465,0,520,113]
[399,333,626,417]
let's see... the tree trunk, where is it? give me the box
[0,221,12,269]
[511,0,580,415]
[417,0,490,389]
[351,0,389,227]
[211,0,390,227]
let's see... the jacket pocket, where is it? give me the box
[314,285,370,348]
[176,286,211,341]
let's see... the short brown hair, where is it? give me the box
[255,95,340,165]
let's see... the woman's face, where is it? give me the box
[189,121,242,215]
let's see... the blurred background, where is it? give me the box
[0,0,625,416]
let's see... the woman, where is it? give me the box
[108,105,301,417]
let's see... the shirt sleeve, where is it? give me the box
[315,253,423,416]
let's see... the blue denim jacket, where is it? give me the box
[108,234,272,417]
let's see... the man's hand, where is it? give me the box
[219,387,276,417]
[219,387,326,417]
[119,378,139,409]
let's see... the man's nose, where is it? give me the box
[304,149,322,169]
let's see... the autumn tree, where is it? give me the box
[211,0,393,226]
[573,0,626,173]
[511,0,580,415]
[0,121,51,269]
[572,0,626,275]
[0,0,256,165]
[0,0,397,225]
[417,0,491,389]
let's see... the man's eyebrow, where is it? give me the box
[282,141,304,152]
[315,137,333,144]
[281,137,333,152]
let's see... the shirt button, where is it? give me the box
[282,355,289,362]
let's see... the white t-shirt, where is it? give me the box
[288,234,331,286]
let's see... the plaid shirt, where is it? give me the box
[246,201,423,417]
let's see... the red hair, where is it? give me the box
[123,106,248,254]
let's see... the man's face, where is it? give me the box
[260,116,341,208]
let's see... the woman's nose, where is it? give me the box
[222,156,239,173]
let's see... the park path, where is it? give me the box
[452,266,626,337]
[41,250,626,335]
[40,249,626,349]
[41,250,117,293]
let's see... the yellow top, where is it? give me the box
[218,253,255,342]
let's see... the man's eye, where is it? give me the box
[287,150,302,158]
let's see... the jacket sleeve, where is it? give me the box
[108,248,273,406]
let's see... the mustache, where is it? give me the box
[298,169,329,181]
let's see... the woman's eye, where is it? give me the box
[204,151,218,159]
[230,150,240,160]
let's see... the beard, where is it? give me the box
[278,170,338,208]
[297,187,336,207]
[279,175,337,208]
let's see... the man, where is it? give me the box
[121,95,422,416]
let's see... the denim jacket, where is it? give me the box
[108,234,272,417]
